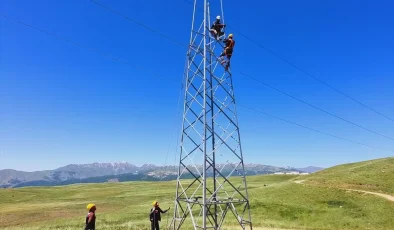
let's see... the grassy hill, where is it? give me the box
[301,157,394,194]
[1,171,394,230]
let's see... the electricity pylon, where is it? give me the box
[170,0,252,229]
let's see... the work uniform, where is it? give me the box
[219,37,235,70]
[85,212,96,230]
[149,206,167,230]
[210,19,225,38]
[223,38,235,58]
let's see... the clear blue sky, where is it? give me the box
[1,0,393,171]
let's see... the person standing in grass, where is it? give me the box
[85,203,96,230]
[149,201,170,230]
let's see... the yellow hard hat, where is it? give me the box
[152,201,158,206]
[228,34,233,38]
[87,203,96,210]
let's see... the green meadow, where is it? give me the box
[1,158,394,229]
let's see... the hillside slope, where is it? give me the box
[1,174,394,230]
[302,157,394,194]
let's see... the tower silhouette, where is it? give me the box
[170,0,252,229]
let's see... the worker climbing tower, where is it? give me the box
[170,0,252,229]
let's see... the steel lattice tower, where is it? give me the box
[170,0,252,229]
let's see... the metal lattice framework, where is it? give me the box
[169,0,252,229]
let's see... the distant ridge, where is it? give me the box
[296,166,324,173]
[0,162,323,188]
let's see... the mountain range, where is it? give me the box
[0,162,323,188]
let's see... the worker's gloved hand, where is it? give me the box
[167,207,170,211]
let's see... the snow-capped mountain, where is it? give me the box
[0,162,323,188]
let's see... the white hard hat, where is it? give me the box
[216,15,220,20]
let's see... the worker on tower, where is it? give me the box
[85,204,96,230]
[219,34,235,71]
[209,15,226,40]
[149,201,170,230]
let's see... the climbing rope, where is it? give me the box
[220,0,225,31]
[150,57,186,230]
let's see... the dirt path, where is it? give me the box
[292,180,394,202]
[223,227,291,230]
[346,189,394,202]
